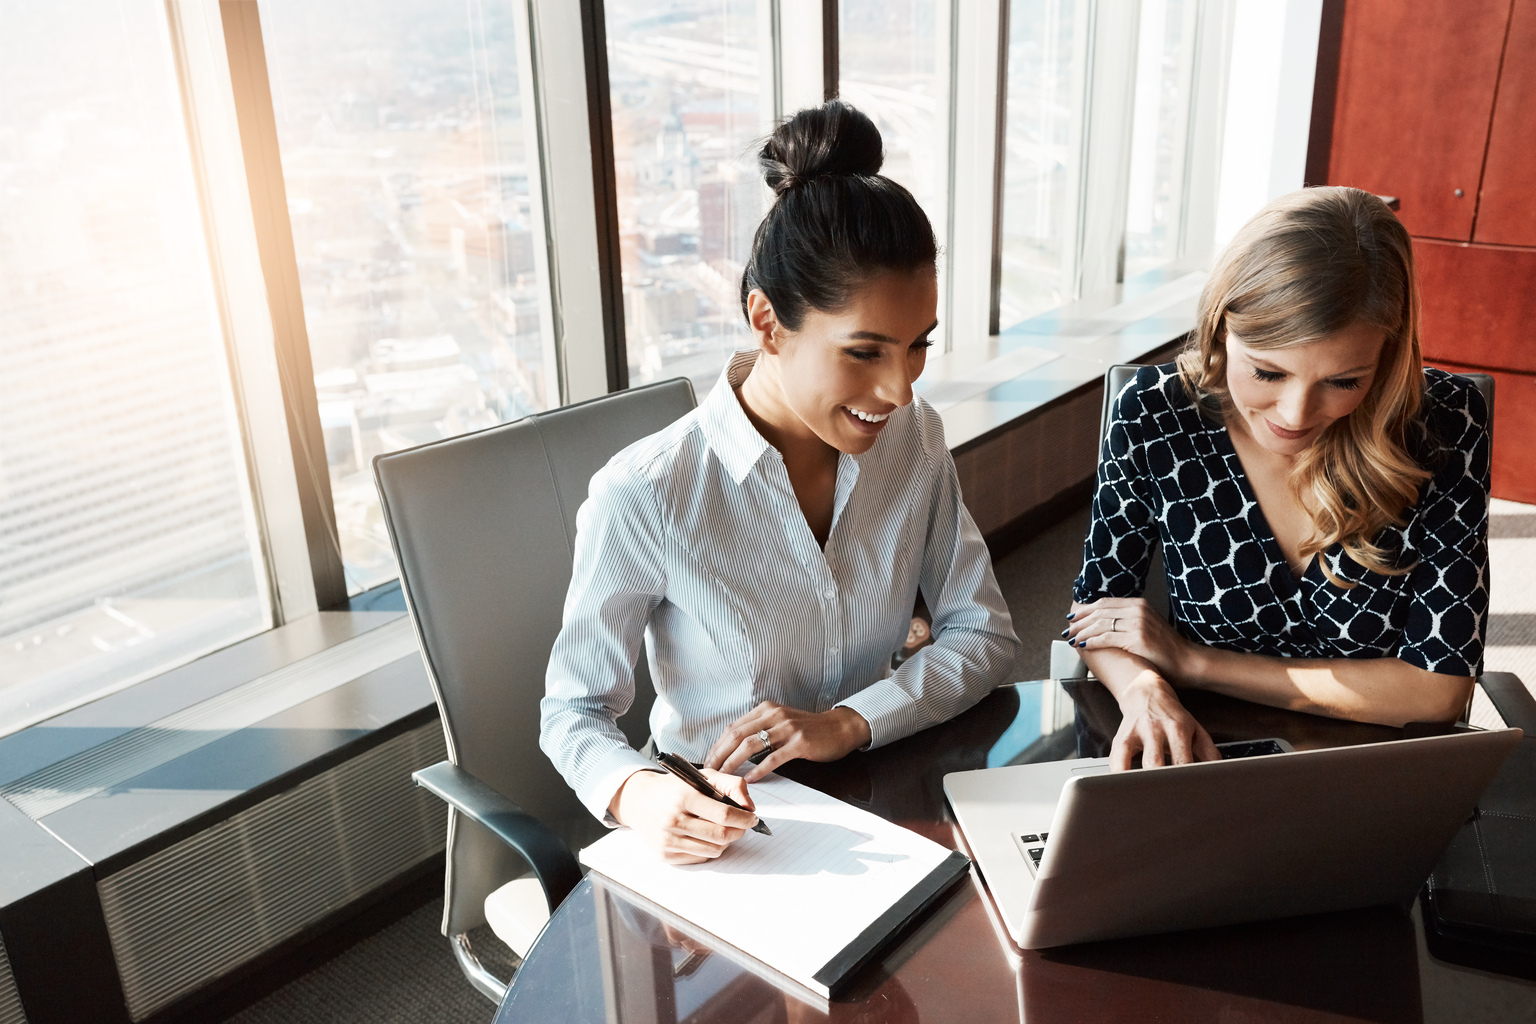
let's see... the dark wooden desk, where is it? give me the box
[494,681,1536,1023]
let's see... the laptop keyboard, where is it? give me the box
[1012,831,1049,874]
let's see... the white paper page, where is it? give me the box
[580,775,955,992]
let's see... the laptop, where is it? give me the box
[944,730,1522,949]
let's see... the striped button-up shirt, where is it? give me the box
[540,351,1020,822]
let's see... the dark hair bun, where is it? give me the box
[742,100,935,331]
[760,100,884,196]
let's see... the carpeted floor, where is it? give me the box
[1483,498,1536,685]
[219,496,1536,1023]
[224,901,498,1024]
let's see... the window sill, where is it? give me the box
[921,266,1203,452]
[0,607,432,898]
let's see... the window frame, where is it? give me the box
[4,0,1304,717]
[163,0,321,625]
[188,0,1250,623]
[177,0,630,614]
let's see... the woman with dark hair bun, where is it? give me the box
[542,100,1021,862]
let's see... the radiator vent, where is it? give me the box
[0,932,25,1024]
[98,721,447,1021]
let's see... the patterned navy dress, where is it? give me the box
[1073,364,1490,677]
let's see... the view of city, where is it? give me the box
[840,0,950,272]
[0,2,266,734]
[262,0,550,594]
[1124,0,1195,281]
[999,0,1081,331]
[605,0,773,394]
[0,0,1201,736]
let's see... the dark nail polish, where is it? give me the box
[1060,629,1069,637]
[1066,613,1076,620]
[1077,640,1087,648]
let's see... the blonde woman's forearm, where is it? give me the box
[1177,643,1473,727]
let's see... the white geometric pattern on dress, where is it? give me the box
[1074,364,1490,677]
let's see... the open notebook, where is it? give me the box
[580,774,970,998]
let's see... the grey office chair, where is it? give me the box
[374,378,697,1002]
[1051,364,1494,681]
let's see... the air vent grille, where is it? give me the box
[98,721,447,1021]
[0,932,25,1024]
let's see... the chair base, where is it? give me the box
[451,931,513,1004]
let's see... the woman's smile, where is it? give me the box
[842,405,893,434]
[1226,323,1384,457]
[1264,418,1311,441]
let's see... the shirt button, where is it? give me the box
[823,589,834,600]
[830,645,840,654]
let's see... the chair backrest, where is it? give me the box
[1101,364,1141,444]
[374,377,696,933]
[1463,373,1494,427]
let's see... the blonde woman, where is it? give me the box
[1065,186,1489,769]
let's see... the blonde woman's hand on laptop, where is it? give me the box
[1109,670,1221,769]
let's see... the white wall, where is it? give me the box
[1212,0,1323,249]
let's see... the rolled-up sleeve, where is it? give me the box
[540,462,668,823]
[836,406,1021,747]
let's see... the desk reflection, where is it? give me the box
[1023,905,1422,1024]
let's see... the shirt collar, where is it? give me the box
[700,350,775,485]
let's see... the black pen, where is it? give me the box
[655,751,772,836]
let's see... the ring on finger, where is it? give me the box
[1111,617,1120,632]
[757,729,773,753]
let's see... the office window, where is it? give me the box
[839,0,951,267]
[998,0,1082,330]
[261,0,550,594]
[605,0,771,395]
[1123,0,1197,281]
[0,2,268,736]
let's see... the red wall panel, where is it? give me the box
[1415,238,1536,372]
[1427,360,1536,503]
[1476,0,1536,246]
[1329,0,1510,241]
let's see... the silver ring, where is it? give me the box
[1111,618,1120,632]
[757,729,772,752]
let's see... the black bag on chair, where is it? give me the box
[1423,672,1536,979]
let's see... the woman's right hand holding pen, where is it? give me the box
[609,768,760,864]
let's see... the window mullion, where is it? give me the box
[164,0,319,624]
[1180,0,1238,266]
[1073,0,1142,299]
[215,0,348,610]
[947,0,1009,349]
[777,0,838,113]
[520,0,616,403]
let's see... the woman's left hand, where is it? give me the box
[1065,597,1198,682]
[704,703,873,782]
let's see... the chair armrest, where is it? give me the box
[1479,672,1536,735]
[412,761,583,912]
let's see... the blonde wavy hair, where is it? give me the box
[1177,186,1429,586]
